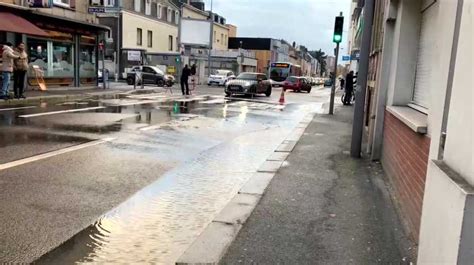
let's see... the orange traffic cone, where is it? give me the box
[279,88,286,105]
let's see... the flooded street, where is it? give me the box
[0,87,328,264]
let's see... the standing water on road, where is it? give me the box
[35,97,323,264]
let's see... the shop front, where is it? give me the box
[0,6,108,88]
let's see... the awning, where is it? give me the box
[0,12,49,37]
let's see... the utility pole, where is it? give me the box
[207,0,213,77]
[115,13,120,82]
[329,12,344,115]
[350,0,375,158]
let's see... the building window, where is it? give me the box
[214,31,216,43]
[147,30,152,48]
[224,34,227,46]
[175,11,179,24]
[137,28,142,46]
[221,33,224,44]
[168,35,173,51]
[145,0,151,15]
[157,4,162,18]
[134,0,140,12]
[167,8,172,22]
[53,0,72,8]
[105,0,115,7]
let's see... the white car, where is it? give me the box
[207,70,236,86]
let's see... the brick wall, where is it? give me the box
[381,110,430,240]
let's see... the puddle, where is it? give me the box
[2,93,324,264]
[35,100,319,264]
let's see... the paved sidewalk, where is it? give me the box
[221,105,416,264]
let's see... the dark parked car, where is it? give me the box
[225,72,272,97]
[282,76,312,93]
[324,78,333,87]
[126,66,165,86]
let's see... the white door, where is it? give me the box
[413,1,439,110]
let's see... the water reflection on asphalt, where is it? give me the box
[2,95,322,264]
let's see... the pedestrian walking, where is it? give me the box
[190,63,197,91]
[180,64,191,95]
[13,42,28,99]
[339,77,345,90]
[344,71,354,105]
[1,42,20,100]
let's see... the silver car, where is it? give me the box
[225,72,272,97]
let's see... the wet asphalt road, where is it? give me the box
[0,84,330,263]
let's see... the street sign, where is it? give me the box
[342,55,351,61]
[88,0,120,13]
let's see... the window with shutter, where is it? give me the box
[412,1,439,110]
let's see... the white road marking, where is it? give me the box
[19,106,105,118]
[0,138,115,171]
[0,106,36,112]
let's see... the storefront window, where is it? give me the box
[27,33,74,86]
[52,42,74,77]
[80,35,97,84]
[27,38,49,77]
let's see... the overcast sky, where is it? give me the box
[202,0,352,58]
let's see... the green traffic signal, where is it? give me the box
[333,16,344,43]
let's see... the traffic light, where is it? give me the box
[333,16,344,43]
[175,57,180,63]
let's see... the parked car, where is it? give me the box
[225,72,272,97]
[208,70,236,86]
[324,78,333,87]
[126,66,165,86]
[283,76,312,93]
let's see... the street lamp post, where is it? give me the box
[207,0,213,77]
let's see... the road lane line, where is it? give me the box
[0,138,115,171]
[0,106,37,112]
[19,106,105,118]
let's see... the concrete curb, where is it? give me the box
[175,111,316,265]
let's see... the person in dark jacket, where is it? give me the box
[13,42,28,99]
[339,77,345,90]
[181,64,191,95]
[344,71,354,105]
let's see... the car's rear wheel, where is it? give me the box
[126,77,134,85]
[225,92,231,97]
[265,86,272,97]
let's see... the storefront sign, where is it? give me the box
[88,0,120,13]
[167,66,176,74]
[29,0,53,8]
[128,51,141,62]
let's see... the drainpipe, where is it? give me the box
[351,0,375,158]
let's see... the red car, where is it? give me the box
[282,76,312,93]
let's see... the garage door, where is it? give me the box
[413,1,439,109]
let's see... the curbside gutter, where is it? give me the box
[175,112,316,265]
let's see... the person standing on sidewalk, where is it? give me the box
[339,77,345,90]
[344,71,354,105]
[1,42,20,100]
[180,64,191,95]
[13,42,28,99]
